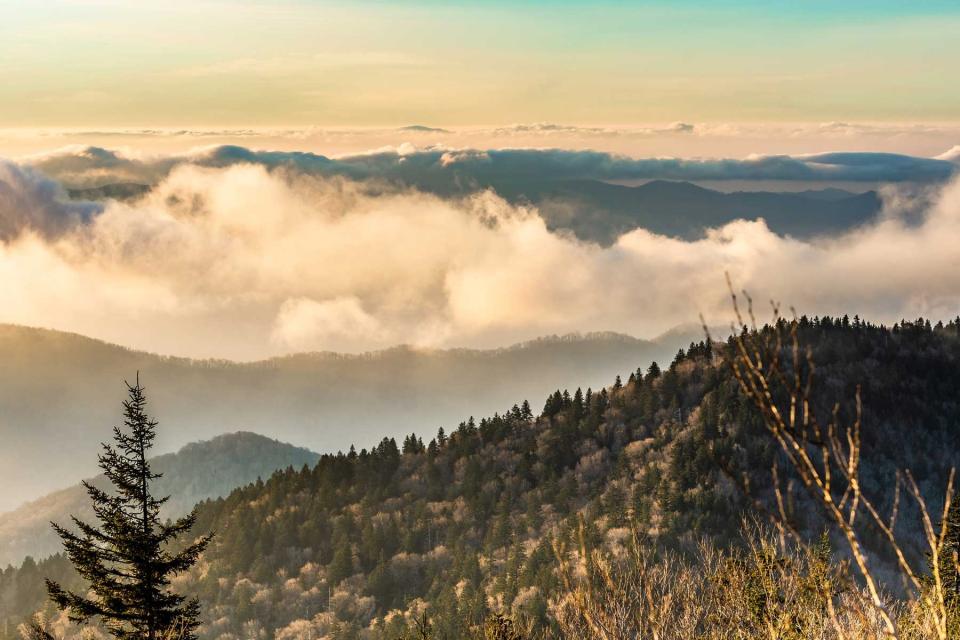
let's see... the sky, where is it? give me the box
[0,1,959,360]
[1,0,959,128]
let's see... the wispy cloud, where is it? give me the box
[172,51,430,78]
[6,122,958,163]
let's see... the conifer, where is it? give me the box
[38,378,211,640]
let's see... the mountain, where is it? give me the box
[494,179,882,244]
[65,179,882,245]
[66,183,151,201]
[0,431,318,567]
[2,316,956,639]
[0,324,696,511]
[795,186,865,201]
[397,125,451,133]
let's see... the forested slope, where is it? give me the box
[3,317,959,639]
[0,325,690,510]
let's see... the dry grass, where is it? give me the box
[548,283,957,640]
[551,520,911,640]
[716,278,957,639]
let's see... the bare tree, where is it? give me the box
[716,277,957,639]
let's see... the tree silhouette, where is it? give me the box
[37,377,211,640]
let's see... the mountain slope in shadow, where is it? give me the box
[496,179,881,244]
[0,431,318,566]
[67,179,881,245]
[0,324,697,511]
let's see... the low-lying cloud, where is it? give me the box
[0,161,100,240]
[6,123,958,165]
[0,148,959,360]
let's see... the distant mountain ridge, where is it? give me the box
[66,183,151,201]
[66,178,882,245]
[491,178,881,244]
[0,323,698,511]
[0,431,318,567]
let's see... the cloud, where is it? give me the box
[7,124,957,167]
[13,121,959,143]
[0,160,101,240]
[936,145,960,163]
[398,125,451,134]
[173,51,429,78]
[25,146,179,187]
[0,151,959,360]
[271,296,387,353]
[486,122,696,137]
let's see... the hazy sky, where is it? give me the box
[2,0,959,128]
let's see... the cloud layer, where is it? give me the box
[0,147,959,360]
[5,122,960,161]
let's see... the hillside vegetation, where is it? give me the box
[0,325,690,511]
[3,317,960,639]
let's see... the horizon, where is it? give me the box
[2,2,959,357]
[0,310,954,364]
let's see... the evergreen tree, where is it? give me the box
[646,361,661,381]
[38,378,212,640]
[520,400,533,421]
[329,543,355,586]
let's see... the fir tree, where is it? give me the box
[38,378,212,640]
[520,400,533,421]
[646,361,661,381]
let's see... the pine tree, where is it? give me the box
[520,400,532,421]
[646,361,661,381]
[329,543,355,586]
[37,378,211,640]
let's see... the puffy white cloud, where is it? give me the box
[0,152,958,360]
[271,297,386,353]
[937,145,960,163]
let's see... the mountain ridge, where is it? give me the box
[65,178,884,246]
[506,177,882,243]
[2,316,957,638]
[0,323,699,511]
[0,431,319,567]
[0,323,650,365]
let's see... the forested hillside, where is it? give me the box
[0,325,691,510]
[3,317,959,639]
